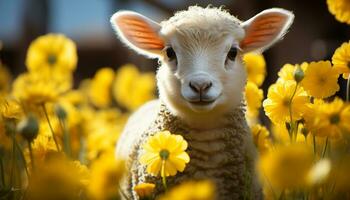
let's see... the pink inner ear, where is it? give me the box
[116,15,164,50]
[240,13,288,50]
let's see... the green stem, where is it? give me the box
[10,134,16,186]
[278,190,285,200]
[162,173,167,190]
[262,172,278,200]
[288,83,299,142]
[161,160,167,191]
[13,139,29,178]
[27,141,35,170]
[41,104,60,151]
[346,74,350,102]
[0,156,5,186]
[322,137,329,158]
[59,119,71,157]
[295,122,300,141]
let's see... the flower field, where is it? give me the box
[1,1,350,200]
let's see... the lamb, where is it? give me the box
[110,6,294,200]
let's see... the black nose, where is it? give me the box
[189,80,212,94]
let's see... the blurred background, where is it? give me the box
[0,0,349,96]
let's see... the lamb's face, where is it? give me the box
[111,6,294,121]
[157,31,247,114]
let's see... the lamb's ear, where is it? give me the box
[239,8,294,53]
[110,11,165,58]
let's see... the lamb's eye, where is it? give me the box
[166,47,176,61]
[227,47,237,61]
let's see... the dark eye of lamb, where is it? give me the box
[166,47,176,61]
[227,47,238,61]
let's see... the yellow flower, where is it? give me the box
[250,124,272,154]
[88,67,115,108]
[140,131,190,177]
[243,53,266,86]
[12,71,72,105]
[327,0,350,24]
[277,63,308,83]
[245,81,263,118]
[0,64,11,95]
[303,99,324,132]
[263,81,309,124]
[88,153,125,200]
[113,64,156,111]
[258,144,314,190]
[26,134,58,166]
[308,98,350,138]
[158,180,215,200]
[301,61,339,99]
[0,98,23,119]
[27,157,89,200]
[134,183,155,199]
[332,41,350,79]
[26,34,77,74]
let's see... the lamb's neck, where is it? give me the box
[166,106,246,131]
[183,115,237,130]
[158,103,247,134]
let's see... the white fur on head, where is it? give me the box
[110,11,164,58]
[240,8,294,53]
[154,6,249,128]
[110,6,294,129]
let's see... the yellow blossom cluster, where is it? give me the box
[243,53,265,121]
[1,33,211,200]
[239,10,350,198]
[0,33,156,200]
[84,64,156,110]
[251,40,350,199]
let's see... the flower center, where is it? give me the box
[159,149,170,160]
[330,114,340,124]
[347,62,350,69]
[47,54,57,65]
[283,98,290,107]
[318,77,327,85]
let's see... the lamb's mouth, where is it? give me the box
[187,99,217,112]
[185,93,221,108]
[189,99,215,106]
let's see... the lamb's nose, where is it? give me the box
[189,80,212,94]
